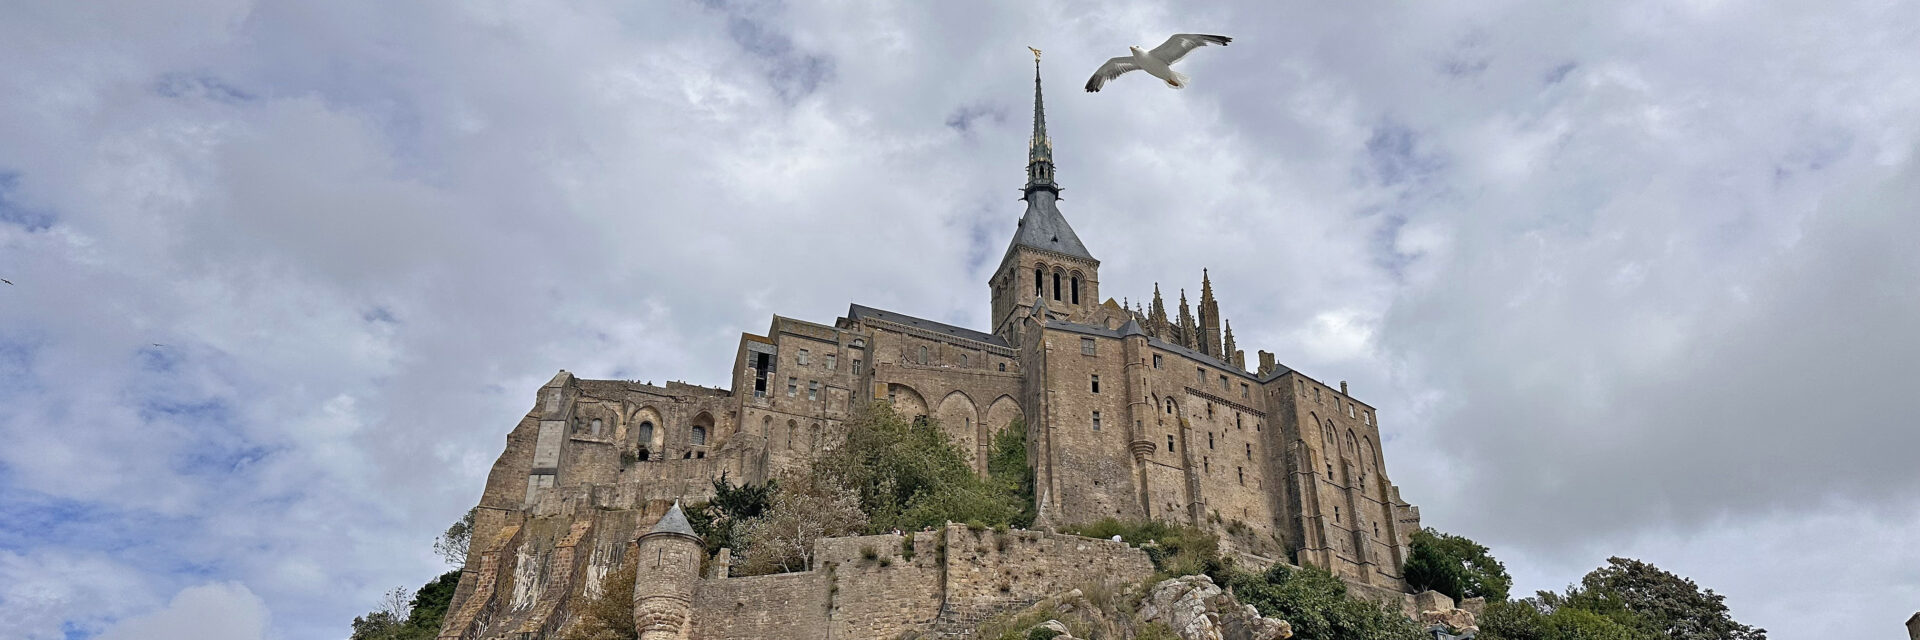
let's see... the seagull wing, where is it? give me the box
[1148,33,1231,65]
[1085,56,1141,92]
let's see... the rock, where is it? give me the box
[1037,619,1070,635]
[1137,575,1292,640]
[1419,607,1478,633]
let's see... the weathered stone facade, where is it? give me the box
[436,60,1422,640]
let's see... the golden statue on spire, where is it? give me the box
[1028,46,1042,61]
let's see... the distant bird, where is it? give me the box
[1085,34,1232,92]
[0,278,11,285]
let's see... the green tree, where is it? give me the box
[1222,563,1426,640]
[1404,527,1511,601]
[814,403,1028,533]
[349,570,461,640]
[1556,557,1765,640]
[434,508,476,567]
[684,473,777,556]
[1481,599,1650,640]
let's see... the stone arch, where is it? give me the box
[632,406,665,460]
[886,383,928,419]
[809,422,822,452]
[985,395,1024,442]
[761,415,772,440]
[786,419,799,450]
[936,391,981,471]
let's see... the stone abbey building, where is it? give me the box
[437,61,1423,640]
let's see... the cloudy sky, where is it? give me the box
[2,1,1916,638]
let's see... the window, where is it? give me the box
[1081,337,1096,355]
[918,345,929,364]
[1235,413,1242,429]
[1237,467,1244,485]
[1153,354,1163,369]
[1090,375,1101,393]
[1348,403,1355,418]
[638,422,654,445]
[1365,411,1372,425]
[752,352,771,398]
[1241,383,1249,398]
[590,418,602,436]
[1165,398,1176,414]
[1326,463,1333,479]
[787,377,798,397]
[807,380,819,401]
[1334,506,1340,522]
[1092,411,1102,431]
[959,354,968,367]
[1246,443,1252,459]
[1052,272,1062,301]
[1197,367,1206,384]
[1374,522,1380,537]
[1206,403,1214,419]
[797,349,810,365]
[1220,374,1228,390]
[1166,435,1175,451]
[1314,387,1322,403]
[691,426,707,446]
[825,354,836,371]
[997,362,1006,372]
[1203,457,1209,473]
[1035,266,1043,294]
[1070,276,1080,304]
[853,359,863,375]
[1207,432,1214,449]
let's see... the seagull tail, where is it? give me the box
[1166,70,1191,89]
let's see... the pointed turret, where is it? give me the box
[991,51,1100,341]
[1149,284,1171,337]
[1223,319,1237,360]
[1198,269,1223,357]
[1177,289,1197,349]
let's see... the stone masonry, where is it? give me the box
[436,58,1422,640]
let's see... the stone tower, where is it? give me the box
[632,503,702,640]
[991,54,1099,342]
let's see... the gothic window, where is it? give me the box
[1070,276,1080,304]
[691,426,707,446]
[1092,411,1102,431]
[1081,337,1095,355]
[1090,374,1100,393]
[1052,272,1062,301]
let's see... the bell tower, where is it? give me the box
[991,49,1100,342]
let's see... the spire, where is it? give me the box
[1149,284,1170,333]
[1024,50,1058,196]
[1199,269,1223,357]
[1223,319,1238,368]
[1177,289,1197,349]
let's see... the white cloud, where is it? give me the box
[95,582,269,640]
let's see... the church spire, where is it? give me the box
[1023,49,1059,197]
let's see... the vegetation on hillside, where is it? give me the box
[1404,526,1513,601]
[560,560,638,640]
[348,570,461,640]
[1481,556,1767,640]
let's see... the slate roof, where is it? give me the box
[1002,190,1095,264]
[847,304,1009,347]
[647,502,697,537]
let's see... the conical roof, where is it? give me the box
[647,501,697,538]
[1004,190,1093,262]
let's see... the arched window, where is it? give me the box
[1052,272,1062,301]
[918,345,929,364]
[1070,277,1080,304]
[638,421,655,446]
[787,419,797,449]
[691,426,707,446]
[1035,266,1043,294]
[1165,398,1176,414]
[590,418,602,436]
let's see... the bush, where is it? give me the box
[1060,518,1220,579]
[1404,527,1511,601]
[1221,563,1426,640]
[814,404,1032,533]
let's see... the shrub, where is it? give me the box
[1221,563,1426,640]
[1060,518,1219,579]
[1404,527,1511,601]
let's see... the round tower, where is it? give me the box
[632,502,703,640]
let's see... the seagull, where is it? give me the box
[1085,34,1232,92]
[0,278,11,285]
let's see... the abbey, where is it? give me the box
[437,62,1422,640]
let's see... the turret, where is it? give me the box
[633,502,703,640]
[1198,269,1223,357]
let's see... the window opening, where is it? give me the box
[787,377,798,397]
[825,354,836,371]
[1081,337,1096,355]
[1092,411,1102,431]
[1070,277,1080,304]
[807,380,819,401]
[1053,272,1062,301]
[797,349,809,365]
[1090,374,1100,393]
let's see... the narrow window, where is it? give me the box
[797,349,809,365]
[590,419,602,436]
[853,359,863,375]
[691,426,707,446]
[1203,457,1210,473]
[787,377,798,397]
[1165,398,1175,414]
[959,354,968,367]
[753,352,770,398]
[1246,443,1252,459]
[1166,435,1175,451]
[997,362,1006,372]
[1208,432,1214,449]
[1035,266,1043,294]
[1235,413,1243,429]
[1348,403,1356,418]
[1237,467,1244,485]
[1052,272,1062,301]
[1197,367,1205,384]
[1241,383,1249,398]
[1090,374,1100,393]
[1314,387,1322,403]
[807,380,819,400]
[1206,403,1214,419]
[1153,354,1163,369]
[1092,411,1102,431]
[638,422,654,445]
[1070,277,1080,304]
[1220,374,1228,390]
[1374,521,1380,537]
[1326,463,1333,479]
[1081,337,1096,355]
[1334,506,1340,522]
[918,345,929,364]
[825,354,836,371]
[1365,411,1372,425]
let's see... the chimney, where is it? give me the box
[1258,350,1275,375]
[1340,381,1348,396]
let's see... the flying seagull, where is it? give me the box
[0,278,10,285]
[1085,34,1232,92]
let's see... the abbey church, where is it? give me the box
[437,62,1424,640]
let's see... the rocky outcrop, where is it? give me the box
[1135,575,1292,640]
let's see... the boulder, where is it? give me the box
[1137,575,1292,640]
[1419,607,1478,633]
